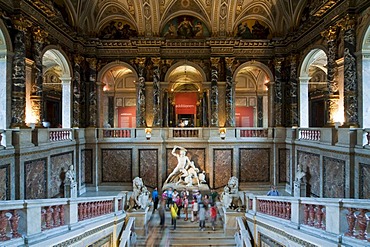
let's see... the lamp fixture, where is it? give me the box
[145,128,152,140]
[219,128,226,140]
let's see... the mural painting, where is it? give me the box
[162,16,209,39]
[99,20,138,39]
[235,19,270,39]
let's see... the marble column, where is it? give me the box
[31,28,48,127]
[151,57,161,127]
[257,96,263,127]
[274,58,284,127]
[299,77,310,128]
[202,91,208,127]
[340,15,359,127]
[61,77,72,128]
[289,54,299,127]
[266,81,275,127]
[225,57,235,127]
[162,90,169,127]
[72,55,84,127]
[210,57,219,127]
[136,57,146,127]
[86,58,97,127]
[96,81,105,128]
[321,26,339,126]
[11,17,31,128]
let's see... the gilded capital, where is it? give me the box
[274,57,284,67]
[13,16,32,32]
[225,57,235,68]
[74,55,84,65]
[338,14,356,30]
[210,57,220,68]
[151,57,161,66]
[86,58,97,69]
[33,28,48,43]
[321,26,337,41]
[135,57,146,67]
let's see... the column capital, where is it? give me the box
[321,26,337,41]
[338,14,356,31]
[74,55,84,65]
[13,16,32,32]
[86,57,97,69]
[299,77,311,83]
[135,57,146,67]
[151,57,161,66]
[33,28,48,43]
[210,57,220,67]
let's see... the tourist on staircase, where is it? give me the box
[210,203,217,231]
[198,203,206,231]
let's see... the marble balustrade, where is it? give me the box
[246,195,370,245]
[0,193,127,244]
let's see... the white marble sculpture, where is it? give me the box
[128,177,150,211]
[221,176,242,210]
[164,146,205,187]
[64,164,77,198]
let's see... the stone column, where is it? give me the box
[31,28,48,127]
[274,58,284,127]
[135,57,147,127]
[202,91,208,127]
[299,77,310,128]
[225,57,235,127]
[321,26,339,126]
[266,81,275,127]
[289,54,299,127]
[339,15,359,127]
[11,17,32,128]
[162,90,169,127]
[257,96,263,127]
[72,55,84,127]
[96,81,105,127]
[61,77,72,128]
[151,57,161,127]
[86,58,98,127]
[210,57,219,127]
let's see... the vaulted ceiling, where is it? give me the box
[52,0,309,38]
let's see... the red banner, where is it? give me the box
[175,92,197,114]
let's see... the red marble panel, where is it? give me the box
[323,157,345,198]
[25,159,47,199]
[102,149,132,182]
[213,149,232,189]
[82,149,93,184]
[239,148,270,183]
[50,152,73,198]
[360,163,370,199]
[166,148,205,178]
[139,149,158,188]
[298,151,320,197]
[0,165,9,200]
[279,149,289,183]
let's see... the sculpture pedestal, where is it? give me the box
[223,209,244,236]
[294,181,306,197]
[126,207,149,237]
[64,182,77,198]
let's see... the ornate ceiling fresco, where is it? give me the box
[27,0,314,39]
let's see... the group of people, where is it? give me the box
[151,187,219,231]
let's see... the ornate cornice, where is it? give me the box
[310,0,338,17]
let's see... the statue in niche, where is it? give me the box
[220,176,243,210]
[295,164,306,183]
[64,164,77,198]
[163,146,205,188]
[127,177,150,211]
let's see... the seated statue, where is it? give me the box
[295,164,306,182]
[220,176,242,210]
[127,177,149,211]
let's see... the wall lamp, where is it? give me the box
[145,128,152,140]
[219,128,226,140]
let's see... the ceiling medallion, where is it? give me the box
[181,0,190,8]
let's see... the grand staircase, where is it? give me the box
[135,206,236,246]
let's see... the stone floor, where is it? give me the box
[136,205,236,247]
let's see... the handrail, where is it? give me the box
[119,217,136,247]
[235,217,252,247]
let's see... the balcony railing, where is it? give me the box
[298,128,321,141]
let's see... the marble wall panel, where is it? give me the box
[139,149,158,188]
[166,148,205,178]
[259,233,284,247]
[0,165,9,200]
[297,151,320,197]
[323,157,345,198]
[25,158,47,199]
[360,163,370,199]
[213,149,232,189]
[278,148,289,183]
[239,148,270,183]
[82,149,93,184]
[102,149,132,183]
[50,152,73,198]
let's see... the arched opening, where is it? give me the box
[99,63,137,128]
[41,48,72,128]
[0,20,12,130]
[166,62,205,127]
[299,49,328,127]
[234,61,271,128]
[360,24,370,128]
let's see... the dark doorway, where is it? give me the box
[310,99,325,127]
[45,98,61,128]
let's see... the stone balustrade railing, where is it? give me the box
[119,217,136,247]
[234,216,252,247]
[0,194,127,245]
[170,128,201,138]
[238,128,269,138]
[246,195,370,246]
[298,128,321,141]
[0,129,4,148]
[101,128,132,138]
[49,129,73,142]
